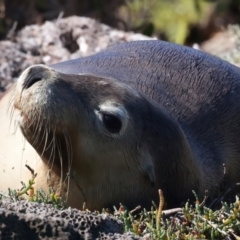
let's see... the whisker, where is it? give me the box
[12,118,19,136]
[7,85,16,115]
[56,137,64,193]
[63,130,73,202]
[40,126,49,158]
[23,114,37,132]
[32,117,45,148]
[32,110,42,140]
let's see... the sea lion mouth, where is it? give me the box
[15,108,73,171]
[11,65,76,175]
[15,106,73,197]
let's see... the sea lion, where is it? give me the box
[1,40,240,210]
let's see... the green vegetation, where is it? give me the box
[0,164,65,209]
[114,191,240,239]
[1,166,240,239]
[119,0,240,44]
[123,0,210,44]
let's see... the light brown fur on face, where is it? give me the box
[2,40,240,210]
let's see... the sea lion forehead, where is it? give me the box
[76,74,142,99]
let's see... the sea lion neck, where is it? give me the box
[143,100,202,203]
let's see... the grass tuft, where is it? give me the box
[1,166,240,239]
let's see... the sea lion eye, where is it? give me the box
[102,113,122,133]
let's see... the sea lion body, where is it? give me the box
[1,40,240,209]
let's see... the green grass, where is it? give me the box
[112,192,240,239]
[1,166,240,239]
[0,164,65,209]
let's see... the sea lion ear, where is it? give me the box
[139,148,156,186]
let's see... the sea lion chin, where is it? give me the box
[1,40,240,210]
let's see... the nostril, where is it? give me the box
[23,77,42,89]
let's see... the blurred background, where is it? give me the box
[0,0,240,45]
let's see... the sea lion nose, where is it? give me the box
[22,68,44,89]
[23,75,42,89]
[20,65,52,90]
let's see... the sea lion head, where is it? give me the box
[12,64,200,209]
